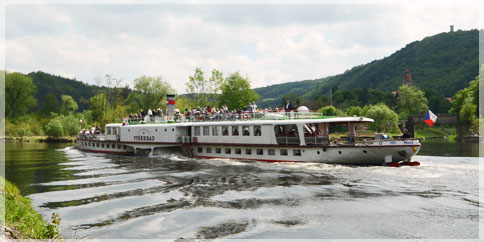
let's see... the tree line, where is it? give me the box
[4,67,479,137]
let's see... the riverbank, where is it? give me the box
[3,135,75,143]
[2,177,61,240]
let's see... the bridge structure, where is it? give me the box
[406,114,469,142]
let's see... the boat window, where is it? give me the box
[222,126,229,136]
[194,126,201,136]
[257,149,263,155]
[123,145,127,149]
[197,147,203,153]
[113,128,117,135]
[280,149,288,156]
[274,125,300,145]
[232,126,239,136]
[107,128,111,135]
[206,147,212,153]
[212,126,219,136]
[268,149,275,155]
[293,149,301,156]
[242,126,250,136]
[97,143,100,147]
[101,143,105,148]
[225,148,231,154]
[216,148,221,154]
[235,148,241,154]
[245,148,252,155]
[117,144,121,149]
[203,126,210,136]
[254,126,262,136]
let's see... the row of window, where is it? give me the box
[194,125,262,137]
[126,128,175,132]
[196,146,301,156]
[81,141,127,150]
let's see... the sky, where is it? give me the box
[2,0,481,93]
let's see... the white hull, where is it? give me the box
[75,139,420,165]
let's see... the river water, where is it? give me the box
[4,141,481,240]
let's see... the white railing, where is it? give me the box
[124,112,324,125]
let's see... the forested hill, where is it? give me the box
[255,29,479,107]
[27,71,129,111]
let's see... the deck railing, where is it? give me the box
[125,111,324,125]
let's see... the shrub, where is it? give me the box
[318,106,337,116]
[61,115,80,136]
[44,119,64,137]
[366,103,399,133]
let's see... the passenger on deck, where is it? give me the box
[402,129,411,138]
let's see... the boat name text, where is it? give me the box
[133,135,155,141]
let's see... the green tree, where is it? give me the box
[318,106,337,116]
[346,106,363,116]
[397,85,428,119]
[5,72,37,119]
[219,72,259,110]
[185,68,222,107]
[90,93,109,125]
[449,77,479,122]
[60,95,78,115]
[45,118,64,137]
[366,103,399,132]
[127,75,173,112]
[41,92,59,115]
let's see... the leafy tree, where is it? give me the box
[41,92,59,115]
[90,93,109,125]
[218,72,259,110]
[449,76,479,123]
[6,72,37,119]
[127,75,173,112]
[397,85,428,119]
[318,106,337,116]
[185,68,222,107]
[45,118,64,137]
[346,106,363,116]
[60,95,78,115]
[61,115,81,136]
[366,103,399,132]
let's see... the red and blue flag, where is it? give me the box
[424,110,437,127]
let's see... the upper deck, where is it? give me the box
[122,111,374,127]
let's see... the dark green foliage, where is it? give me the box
[40,93,59,114]
[27,71,131,112]
[254,77,330,108]
[44,119,64,137]
[6,72,37,119]
[255,30,478,108]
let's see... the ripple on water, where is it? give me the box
[6,143,479,240]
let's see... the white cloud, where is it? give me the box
[4,2,480,93]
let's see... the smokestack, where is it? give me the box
[450,25,454,32]
[166,94,176,117]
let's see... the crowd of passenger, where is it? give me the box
[126,100,301,123]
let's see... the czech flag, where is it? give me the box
[424,110,437,127]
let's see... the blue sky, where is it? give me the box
[2,1,480,93]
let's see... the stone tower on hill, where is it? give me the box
[402,69,413,86]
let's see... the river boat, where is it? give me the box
[76,95,421,165]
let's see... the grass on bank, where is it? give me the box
[1,176,61,239]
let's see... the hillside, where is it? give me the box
[255,29,479,107]
[28,71,129,111]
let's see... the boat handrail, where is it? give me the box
[124,111,324,125]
